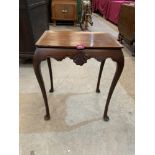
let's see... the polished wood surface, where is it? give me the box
[33,31,124,121]
[36,31,123,49]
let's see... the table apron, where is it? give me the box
[34,48,123,64]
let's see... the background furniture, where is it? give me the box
[77,0,82,22]
[80,0,93,30]
[52,0,77,25]
[118,3,135,45]
[19,0,49,59]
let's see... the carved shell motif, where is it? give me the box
[72,52,89,66]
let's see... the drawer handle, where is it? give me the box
[62,9,68,13]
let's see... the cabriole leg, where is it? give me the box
[47,58,54,92]
[103,56,124,121]
[33,53,50,120]
[96,60,106,93]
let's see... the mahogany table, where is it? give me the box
[33,31,124,121]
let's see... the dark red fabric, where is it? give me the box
[105,1,125,24]
[92,0,125,16]
[92,0,100,12]
[92,0,135,24]
[98,0,109,16]
[106,1,134,24]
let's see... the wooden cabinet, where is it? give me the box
[19,0,49,59]
[118,3,135,44]
[52,0,77,25]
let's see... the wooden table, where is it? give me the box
[33,31,124,121]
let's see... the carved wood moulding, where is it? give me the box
[72,51,90,66]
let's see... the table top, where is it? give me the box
[36,31,123,49]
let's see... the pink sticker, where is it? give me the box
[76,45,85,49]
